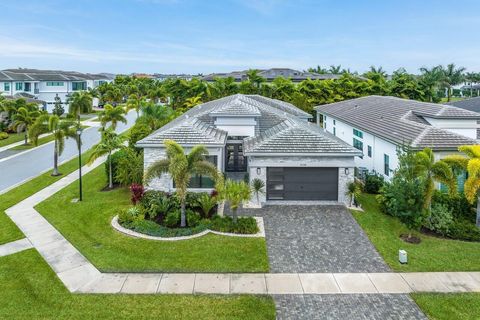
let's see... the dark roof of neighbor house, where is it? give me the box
[0,68,114,82]
[138,94,361,156]
[446,97,480,113]
[315,95,479,150]
[3,93,46,105]
[201,68,344,82]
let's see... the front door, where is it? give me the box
[225,144,247,172]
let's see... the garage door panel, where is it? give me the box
[267,167,338,201]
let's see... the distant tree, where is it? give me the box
[99,104,126,130]
[389,69,425,101]
[439,63,466,102]
[52,95,64,117]
[68,91,92,118]
[12,107,41,144]
[183,96,203,110]
[246,69,266,88]
[126,94,141,118]
[419,66,443,102]
[307,65,328,74]
[328,65,342,74]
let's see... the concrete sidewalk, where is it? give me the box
[3,158,480,295]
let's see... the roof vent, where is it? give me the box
[185,115,189,119]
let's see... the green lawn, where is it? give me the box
[0,132,24,147]
[352,194,480,272]
[0,148,96,245]
[11,133,56,150]
[412,293,480,320]
[35,165,269,273]
[0,249,275,320]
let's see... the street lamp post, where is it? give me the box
[76,122,83,201]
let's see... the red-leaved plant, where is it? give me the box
[130,184,144,205]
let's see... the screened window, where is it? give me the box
[72,82,87,91]
[3,82,10,91]
[333,127,336,136]
[353,138,363,151]
[367,145,372,158]
[46,81,64,86]
[353,128,363,138]
[15,82,23,91]
[174,156,218,189]
[384,154,390,176]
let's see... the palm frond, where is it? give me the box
[442,155,469,171]
[144,159,170,183]
[187,145,208,167]
[432,161,457,196]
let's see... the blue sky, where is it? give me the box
[0,0,479,74]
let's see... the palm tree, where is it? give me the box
[251,178,265,205]
[369,66,386,76]
[30,114,76,176]
[183,96,202,110]
[416,148,457,211]
[138,102,173,130]
[443,145,480,227]
[328,65,342,74]
[144,140,219,227]
[99,104,127,130]
[88,129,125,189]
[440,64,466,102]
[126,94,141,118]
[419,66,443,102]
[225,180,251,223]
[246,69,265,88]
[12,107,41,144]
[307,66,328,74]
[67,91,93,118]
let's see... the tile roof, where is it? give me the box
[201,68,344,82]
[138,94,358,156]
[315,95,479,150]
[446,97,480,113]
[0,69,113,82]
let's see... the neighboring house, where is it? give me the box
[136,94,361,206]
[0,68,114,112]
[201,68,344,83]
[153,74,195,81]
[315,95,480,181]
[447,96,480,139]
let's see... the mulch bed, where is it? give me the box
[400,234,421,244]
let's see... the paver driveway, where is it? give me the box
[240,205,426,320]
[242,205,389,273]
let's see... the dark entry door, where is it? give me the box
[267,167,338,200]
[225,144,247,172]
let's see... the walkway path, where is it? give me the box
[2,159,480,297]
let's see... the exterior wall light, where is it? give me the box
[344,168,349,175]
[256,167,261,175]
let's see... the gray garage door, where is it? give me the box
[267,167,338,201]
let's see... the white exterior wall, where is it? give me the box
[423,117,478,140]
[321,115,399,179]
[143,146,224,193]
[247,155,355,205]
[214,116,257,137]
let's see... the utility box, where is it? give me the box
[399,250,408,264]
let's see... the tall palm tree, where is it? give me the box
[246,69,265,88]
[30,114,76,176]
[369,66,386,76]
[419,66,443,102]
[416,148,457,211]
[12,107,41,144]
[145,140,219,227]
[68,91,93,118]
[307,66,328,74]
[138,102,173,130]
[440,64,466,102]
[99,104,127,130]
[443,145,480,227]
[88,129,125,189]
[224,180,251,223]
[126,94,141,118]
[328,65,342,74]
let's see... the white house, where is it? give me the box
[136,94,361,206]
[0,68,114,112]
[315,95,480,180]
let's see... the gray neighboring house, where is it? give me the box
[447,97,480,139]
[136,94,361,206]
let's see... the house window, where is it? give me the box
[333,127,336,136]
[174,156,218,189]
[384,154,390,176]
[3,83,10,91]
[72,82,87,91]
[353,138,363,151]
[46,81,64,86]
[353,128,363,138]
[15,82,23,91]
[323,115,327,129]
[367,145,372,158]
[333,119,336,125]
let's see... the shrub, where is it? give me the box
[105,148,128,185]
[364,173,384,194]
[163,210,180,228]
[448,219,480,241]
[130,184,144,205]
[186,209,201,227]
[195,193,217,218]
[424,203,454,236]
[209,215,259,234]
[0,132,8,140]
[140,190,173,220]
[185,192,204,210]
[128,122,152,148]
[118,206,143,224]
[115,148,144,186]
[432,191,474,221]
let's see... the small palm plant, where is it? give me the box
[126,94,141,118]
[251,178,265,205]
[225,180,251,223]
[196,193,218,218]
[12,107,40,145]
[346,181,361,207]
[88,129,125,189]
[144,140,219,227]
[99,104,127,130]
